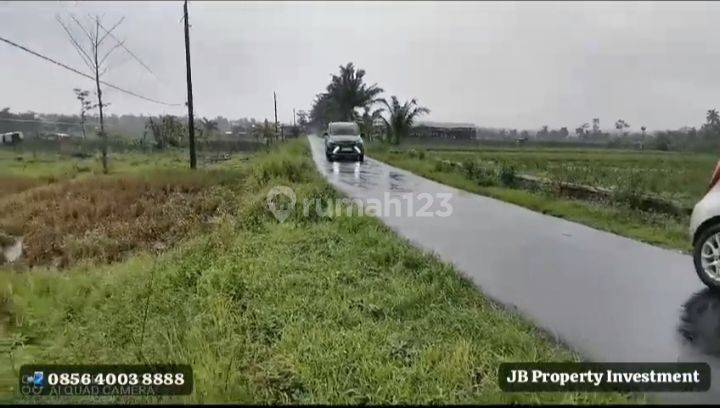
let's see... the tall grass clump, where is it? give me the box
[497,164,517,187]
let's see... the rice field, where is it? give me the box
[368,144,717,251]
[423,147,717,207]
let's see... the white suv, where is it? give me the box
[691,160,720,289]
[323,122,364,162]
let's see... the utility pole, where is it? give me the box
[184,0,197,169]
[273,91,279,141]
[293,108,296,127]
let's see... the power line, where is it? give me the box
[97,19,159,80]
[0,117,86,126]
[56,15,94,72]
[0,117,140,130]
[0,35,183,107]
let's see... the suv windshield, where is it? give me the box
[329,123,359,135]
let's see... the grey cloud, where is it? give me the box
[1,1,719,130]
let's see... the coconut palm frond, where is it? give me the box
[377,95,429,144]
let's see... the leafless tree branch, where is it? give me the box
[99,39,125,67]
[56,15,95,72]
[69,14,95,45]
[97,18,157,78]
[98,16,125,45]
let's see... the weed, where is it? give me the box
[497,165,517,187]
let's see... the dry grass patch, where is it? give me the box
[0,176,46,199]
[0,173,238,268]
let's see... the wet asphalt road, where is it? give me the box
[308,135,720,404]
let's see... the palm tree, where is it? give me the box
[197,117,218,147]
[309,92,341,129]
[358,106,384,142]
[200,117,218,134]
[325,62,383,121]
[707,109,720,127]
[376,96,430,144]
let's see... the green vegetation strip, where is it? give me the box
[1,140,634,403]
[368,146,695,252]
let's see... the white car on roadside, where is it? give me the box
[691,159,720,289]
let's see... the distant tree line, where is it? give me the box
[0,107,275,147]
[475,112,720,152]
[4,104,720,153]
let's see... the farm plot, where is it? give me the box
[369,145,717,251]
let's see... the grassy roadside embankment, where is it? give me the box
[367,144,715,252]
[1,140,634,403]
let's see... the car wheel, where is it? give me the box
[694,223,720,290]
[326,153,334,162]
[358,154,364,162]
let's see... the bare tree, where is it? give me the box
[57,14,126,173]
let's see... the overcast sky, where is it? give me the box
[2,1,720,130]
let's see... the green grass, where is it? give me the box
[0,148,193,181]
[368,145,693,252]
[0,148,200,204]
[0,140,636,404]
[430,147,717,207]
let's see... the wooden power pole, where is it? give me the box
[184,0,197,169]
[274,91,279,141]
[293,108,296,127]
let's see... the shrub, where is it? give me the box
[614,172,649,210]
[498,165,517,187]
[475,167,497,187]
[433,160,454,173]
[461,159,477,178]
[251,148,312,186]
